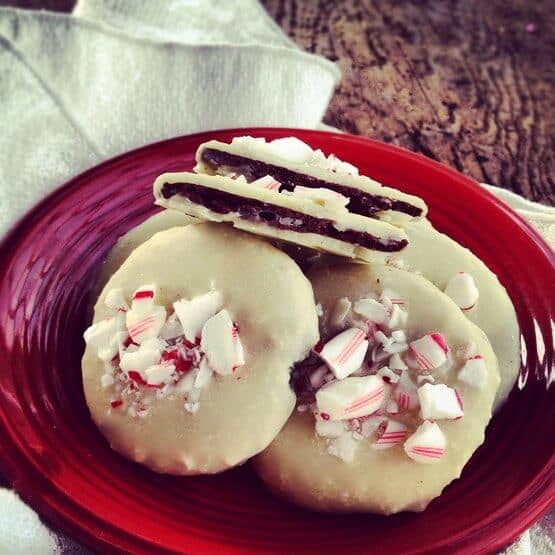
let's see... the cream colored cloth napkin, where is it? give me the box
[0,1,552,553]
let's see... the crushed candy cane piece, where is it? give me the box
[145,363,175,386]
[315,419,346,438]
[386,399,399,414]
[386,305,408,330]
[120,342,163,376]
[201,310,245,375]
[126,305,166,344]
[194,357,213,389]
[267,136,314,164]
[458,355,488,389]
[330,297,352,328]
[389,352,408,371]
[404,421,446,464]
[327,433,358,462]
[316,375,385,420]
[84,315,125,361]
[373,419,408,449]
[251,175,281,191]
[174,290,223,342]
[104,288,129,313]
[418,383,464,420]
[353,297,389,325]
[380,288,406,307]
[131,285,156,308]
[417,374,435,385]
[409,333,449,370]
[445,272,479,311]
[395,370,420,411]
[377,366,400,384]
[319,328,369,379]
[310,365,330,389]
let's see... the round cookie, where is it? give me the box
[83,223,319,475]
[386,219,519,411]
[254,263,500,514]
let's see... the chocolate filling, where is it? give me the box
[201,148,423,218]
[160,182,407,252]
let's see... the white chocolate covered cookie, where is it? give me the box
[83,223,319,475]
[254,263,500,514]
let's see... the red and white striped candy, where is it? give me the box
[315,375,385,420]
[380,288,406,308]
[377,366,400,384]
[104,288,129,313]
[409,333,449,370]
[145,363,175,386]
[458,354,488,389]
[389,353,408,371]
[319,328,369,379]
[330,296,352,328]
[372,419,408,449]
[444,272,479,311]
[173,290,223,342]
[395,370,420,411]
[418,383,464,420]
[83,315,125,361]
[120,341,163,376]
[353,297,389,325]
[251,175,281,191]
[293,186,349,209]
[200,309,244,376]
[404,421,446,464]
[126,304,166,344]
[130,284,156,309]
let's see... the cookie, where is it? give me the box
[254,263,500,513]
[153,172,409,260]
[195,136,427,221]
[82,223,319,475]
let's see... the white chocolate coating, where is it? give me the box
[254,263,500,514]
[83,223,319,475]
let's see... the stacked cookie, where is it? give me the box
[83,136,519,514]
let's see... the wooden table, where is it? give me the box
[3,0,554,204]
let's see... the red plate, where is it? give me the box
[0,129,553,554]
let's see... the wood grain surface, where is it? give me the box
[2,0,554,203]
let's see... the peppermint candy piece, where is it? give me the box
[389,353,408,371]
[145,363,176,386]
[444,272,479,311]
[201,310,245,376]
[377,366,400,384]
[293,186,349,209]
[387,304,408,330]
[330,297,352,328]
[319,328,369,380]
[104,288,129,313]
[100,374,115,388]
[395,370,420,411]
[315,375,385,421]
[310,365,330,389]
[353,298,389,325]
[120,342,163,377]
[373,419,408,449]
[268,137,314,164]
[315,419,346,438]
[126,305,166,344]
[131,284,157,309]
[83,315,125,361]
[386,399,399,414]
[409,333,449,370]
[173,290,223,342]
[418,383,464,420]
[251,175,281,191]
[194,357,213,389]
[380,288,406,308]
[360,415,386,438]
[404,421,446,464]
[458,355,488,389]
